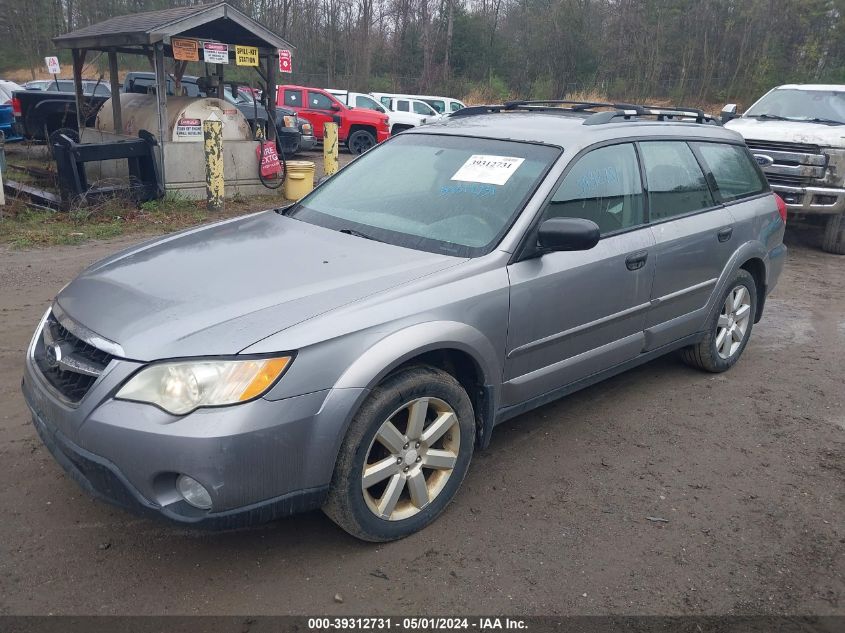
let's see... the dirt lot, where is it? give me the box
[0,226,842,616]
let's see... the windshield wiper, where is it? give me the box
[339,228,384,243]
[806,117,845,126]
[752,113,791,121]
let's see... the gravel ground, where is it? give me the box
[0,225,842,616]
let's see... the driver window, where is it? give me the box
[412,101,431,115]
[543,143,645,235]
[308,91,335,110]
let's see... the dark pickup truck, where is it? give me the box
[12,79,111,141]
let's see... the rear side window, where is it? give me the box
[543,143,645,235]
[283,89,300,107]
[639,141,714,221]
[396,100,410,112]
[693,142,768,201]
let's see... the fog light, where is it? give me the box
[176,475,212,510]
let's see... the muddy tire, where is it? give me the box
[323,366,474,542]
[822,211,845,255]
[681,269,757,373]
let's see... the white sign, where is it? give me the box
[45,56,61,75]
[451,155,525,186]
[175,117,202,137]
[203,42,229,64]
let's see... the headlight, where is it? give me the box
[302,122,313,135]
[116,356,291,415]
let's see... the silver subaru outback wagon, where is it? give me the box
[22,101,787,541]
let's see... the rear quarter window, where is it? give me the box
[693,142,768,202]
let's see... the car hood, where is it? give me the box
[55,212,462,361]
[726,117,845,146]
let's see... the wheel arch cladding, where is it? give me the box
[740,257,766,322]
[333,321,501,448]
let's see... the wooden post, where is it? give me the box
[266,51,277,142]
[107,48,122,134]
[203,112,224,211]
[71,48,87,136]
[323,122,339,177]
[153,42,168,186]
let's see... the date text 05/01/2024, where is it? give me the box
[307,617,528,630]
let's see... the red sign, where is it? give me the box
[256,142,283,178]
[278,49,292,73]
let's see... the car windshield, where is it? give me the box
[745,88,845,124]
[288,134,560,257]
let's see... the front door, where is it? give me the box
[302,90,339,140]
[504,143,655,407]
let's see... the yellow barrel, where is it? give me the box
[284,160,316,201]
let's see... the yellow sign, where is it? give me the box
[172,38,199,61]
[235,45,259,66]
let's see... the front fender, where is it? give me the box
[334,320,501,392]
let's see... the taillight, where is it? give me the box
[774,193,788,223]
[12,96,21,117]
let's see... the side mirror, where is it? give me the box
[330,103,341,111]
[537,218,600,252]
[721,103,738,123]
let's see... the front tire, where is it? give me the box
[681,269,757,373]
[346,129,377,155]
[822,211,845,255]
[323,366,475,542]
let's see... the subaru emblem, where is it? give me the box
[45,343,62,369]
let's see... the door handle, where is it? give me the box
[717,227,734,242]
[625,251,649,271]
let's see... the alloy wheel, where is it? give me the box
[716,285,752,359]
[362,397,460,521]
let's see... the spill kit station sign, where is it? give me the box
[236,45,259,66]
[279,49,292,73]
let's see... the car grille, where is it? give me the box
[745,139,828,187]
[32,311,113,404]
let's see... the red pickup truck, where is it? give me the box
[277,85,389,154]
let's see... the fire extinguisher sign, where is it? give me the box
[278,49,292,73]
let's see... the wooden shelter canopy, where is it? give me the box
[52,2,294,54]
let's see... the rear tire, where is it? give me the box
[323,366,475,542]
[681,269,757,373]
[822,211,845,254]
[346,129,377,155]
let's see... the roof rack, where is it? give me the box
[449,99,720,125]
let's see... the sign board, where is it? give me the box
[172,38,199,62]
[256,142,283,178]
[45,56,61,75]
[175,117,202,138]
[278,49,292,73]
[235,45,259,66]
[203,42,229,64]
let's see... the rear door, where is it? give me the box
[639,140,736,349]
[504,142,655,407]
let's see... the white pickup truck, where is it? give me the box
[325,89,430,135]
[723,84,845,254]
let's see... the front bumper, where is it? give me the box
[22,355,366,528]
[771,183,845,216]
[299,134,317,152]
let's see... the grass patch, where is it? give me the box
[0,192,286,249]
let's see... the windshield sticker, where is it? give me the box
[440,183,497,198]
[451,155,525,186]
